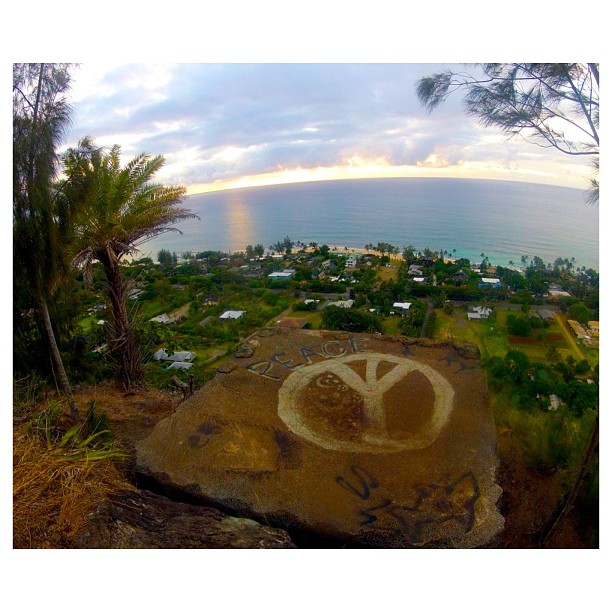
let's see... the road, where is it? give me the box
[553,312,585,361]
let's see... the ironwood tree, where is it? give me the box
[415,63,599,203]
[13,63,81,422]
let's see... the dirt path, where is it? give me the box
[169,302,192,320]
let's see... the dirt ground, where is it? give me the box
[70,382,595,549]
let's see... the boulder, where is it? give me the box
[137,329,503,548]
[74,489,295,548]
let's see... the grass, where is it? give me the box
[78,316,101,333]
[490,391,597,472]
[137,299,170,320]
[381,316,401,335]
[432,310,455,339]
[377,261,400,283]
[13,402,132,548]
[437,308,578,364]
[285,310,323,329]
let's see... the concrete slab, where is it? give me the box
[136,328,503,547]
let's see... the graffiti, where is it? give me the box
[336,465,379,500]
[278,353,454,453]
[247,336,370,381]
[247,360,282,380]
[336,465,479,545]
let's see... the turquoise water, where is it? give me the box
[142,178,599,270]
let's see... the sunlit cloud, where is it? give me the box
[63,63,594,195]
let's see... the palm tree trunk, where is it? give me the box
[39,296,80,423]
[102,250,144,390]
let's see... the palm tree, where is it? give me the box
[60,142,197,390]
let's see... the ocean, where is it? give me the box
[142,178,599,270]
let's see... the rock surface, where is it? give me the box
[74,489,296,548]
[136,329,504,547]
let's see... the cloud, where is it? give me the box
[64,63,592,191]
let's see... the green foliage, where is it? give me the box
[567,302,591,324]
[321,306,382,333]
[33,400,125,461]
[293,300,317,312]
[575,359,591,375]
[398,300,427,337]
[157,249,174,265]
[507,314,532,337]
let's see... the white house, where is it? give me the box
[326,300,354,309]
[345,253,362,268]
[150,313,176,324]
[468,306,493,320]
[219,310,246,320]
[268,271,294,280]
[153,349,196,363]
[393,302,412,313]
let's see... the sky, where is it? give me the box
[62,62,595,195]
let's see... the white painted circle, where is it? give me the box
[277,353,454,453]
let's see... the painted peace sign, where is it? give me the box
[278,353,454,453]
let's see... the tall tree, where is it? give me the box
[416,63,599,203]
[13,63,80,422]
[59,142,197,390]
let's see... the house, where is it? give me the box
[202,295,219,306]
[150,313,176,324]
[548,289,572,300]
[326,300,354,309]
[453,270,469,281]
[467,306,492,320]
[538,309,555,322]
[588,321,599,337]
[345,253,362,268]
[479,278,501,288]
[268,269,295,280]
[412,277,426,283]
[153,349,196,363]
[567,319,590,340]
[219,310,245,320]
[393,302,412,314]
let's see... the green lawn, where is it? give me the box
[286,310,322,329]
[381,316,401,335]
[78,316,100,333]
[432,310,455,339]
[433,307,578,363]
[137,299,170,320]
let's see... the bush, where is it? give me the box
[320,306,382,333]
[507,314,531,337]
[575,359,591,375]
